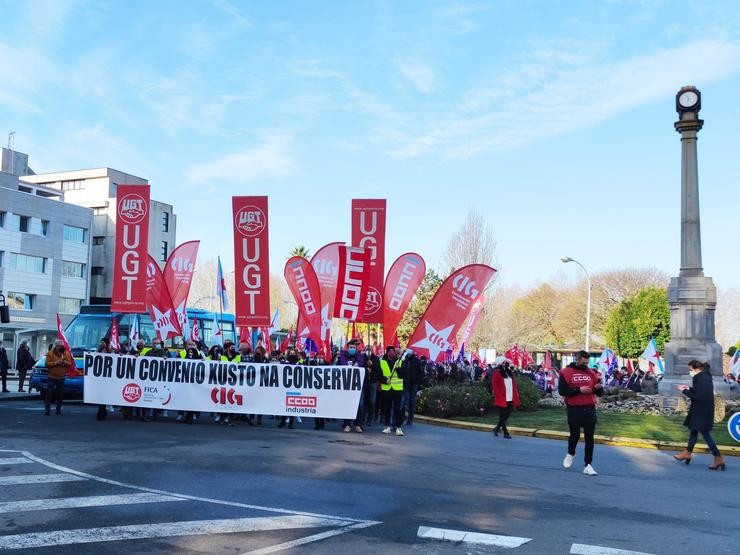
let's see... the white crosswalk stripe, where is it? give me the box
[0,493,185,514]
[0,449,380,552]
[0,473,87,485]
[0,457,33,465]
[571,543,656,555]
[417,526,532,548]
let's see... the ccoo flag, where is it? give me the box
[382,252,426,347]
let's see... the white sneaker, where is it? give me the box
[563,454,574,469]
[583,464,598,476]
[343,425,351,433]
[382,426,391,434]
[395,428,404,436]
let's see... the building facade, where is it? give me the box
[22,168,177,304]
[0,149,93,362]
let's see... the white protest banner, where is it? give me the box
[82,353,365,419]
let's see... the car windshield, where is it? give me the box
[64,314,157,352]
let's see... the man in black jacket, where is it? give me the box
[401,353,423,426]
[0,341,10,392]
[15,340,35,392]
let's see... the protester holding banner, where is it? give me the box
[559,351,603,476]
[339,339,366,433]
[44,340,71,416]
[363,344,381,427]
[492,362,521,439]
[381,346,405,436]
[95,338,113,421]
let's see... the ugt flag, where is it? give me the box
[640,338,665,374]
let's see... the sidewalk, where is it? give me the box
[415,414,740,457]
[0,377,39,400]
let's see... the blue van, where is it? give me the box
[30,305,236,397]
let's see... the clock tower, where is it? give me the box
[663,86,724,387]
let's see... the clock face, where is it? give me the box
[678,90,699,108]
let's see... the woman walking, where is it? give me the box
[491,362,520,439]
[674,360,725,470]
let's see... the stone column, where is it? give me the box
[664,87,723,386]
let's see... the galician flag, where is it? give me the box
[212,313,223,345]
[640,338,665,374]
[130,314,141,344]
[216,256,230,311]
[598,347,618,376]
[729,349,740,378]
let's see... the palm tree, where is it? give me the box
[290,245,311,259]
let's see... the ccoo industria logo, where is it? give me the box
[285,391,317,414]
[235,206,266,237]
[118,193,147,224]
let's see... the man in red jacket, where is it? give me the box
[559,351,603,476]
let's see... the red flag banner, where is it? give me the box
[145,255,182,341]
[284,257,323,345]
[351,199,386,323]
[232,196,270,326]
[459,295,484,347]
[111,184,150,312]
[280,328,293,352]
[407,264,496,363]
[333,246,371,322]
[310,242,343,343]
[56,314,78,375]
[163,240,200,335]
[110,318,121,352]
[382,252,426,347]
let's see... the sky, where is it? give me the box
[2,0,740,291]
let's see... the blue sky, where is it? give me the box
[2,0,740,290]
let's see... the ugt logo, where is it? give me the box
[122,383,142,403]
[235,206,266,237]
[118,194,147,224]
[211,387,244,406]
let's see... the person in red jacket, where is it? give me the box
[559,351,603,476]
[491,362,521,439]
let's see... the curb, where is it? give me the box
[414,415,740,457]
[0,393,39,401]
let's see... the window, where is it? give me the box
[92,236,105,246]
[7,292,34,310]
[18,215,29,232]
[63,225,86,243]
[93,207,107,216]
[0,251,3,267]
[59,297,83,314]
[162,211,169,232]
[0,211,4,227]
[41,220,49,236]
[91,266,104,276]
[61,179,84,191]
[62,261,86,278]
[9,253,47,273]
[160,241,168,262]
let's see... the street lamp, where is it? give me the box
[561,256,592,353]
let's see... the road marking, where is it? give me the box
[242,521,379,555]
[0,515,349,550]
[0,473,86,486]
[417,526,532,548]
[570,544,655,555]
[0,457,32,465]
[0,493,185,514]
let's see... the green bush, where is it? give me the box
[417,383,492,418]
[513,375,541,412]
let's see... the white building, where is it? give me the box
[22,168,177,304]
[0,148,93,361]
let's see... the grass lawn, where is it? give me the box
[456,408,735,446]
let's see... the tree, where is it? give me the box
[604,287,670,358]
[396,269,444,346]
[508,283,565,349]
[290,245,310,259]
[441,209,496,274]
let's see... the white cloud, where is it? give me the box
[387,39,740,159]
[395,58,437,94]
[185,133,298,185]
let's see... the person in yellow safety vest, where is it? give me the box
[136,338,150,357]
[380,345,406,436]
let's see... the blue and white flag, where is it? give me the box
[216,256,230,311]
[640,338,665,374]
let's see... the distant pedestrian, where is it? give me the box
[491,363,521,438]
[15,339,35,392]
[0,341,10,392]
[44,340,71,415]
[673,361,725,471]
[559,350,603,476]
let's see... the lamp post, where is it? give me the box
[561,256,592,353]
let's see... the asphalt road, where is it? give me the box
[0,399,737,554]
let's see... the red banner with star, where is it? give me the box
[351,199,386,323]
[163,240,200,337]
[406,264,496,363]
[310,242,343,344]
[145,254,182,341]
